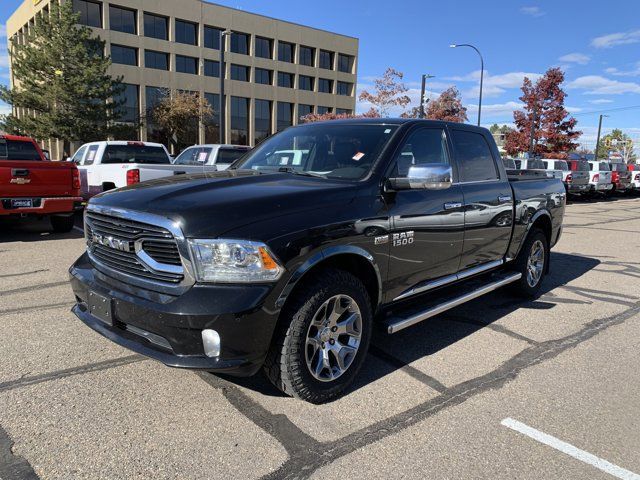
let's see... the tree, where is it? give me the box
[0,0,125,147]
[505,68,580,158]
[149,90,212,152]
[423,86,467,123]
[597,129,637,163]
[358,68,411,117]
[300,107,380,124]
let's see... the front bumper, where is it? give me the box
[0,196,83,216]
[69,253,279,376]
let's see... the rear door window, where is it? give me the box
[102,145,170,164]
[217,148,249,166]
[451,130,498,182]
[0,139,42,161]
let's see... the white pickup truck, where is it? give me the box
[172,144,251,170]
[72,141,218,199]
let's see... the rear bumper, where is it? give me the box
[0,196,83,216]
[567,183,590,193]
[69,253,279,376]
[592,183,613,191]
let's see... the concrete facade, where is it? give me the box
[6,0,358,157]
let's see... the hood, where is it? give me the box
[89,170,358,237]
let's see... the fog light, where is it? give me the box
[202,329,221,358]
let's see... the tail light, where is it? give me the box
[566,173,572,183]
[612,172,619,182]
[72,168,81,190]
[593,174,599,182]
[126,168,140,185]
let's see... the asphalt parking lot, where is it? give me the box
[1,197,640,480]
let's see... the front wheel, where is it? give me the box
[510,228,549,298]
[264,269,372,403]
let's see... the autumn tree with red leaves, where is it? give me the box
[423,86,467,123]
[505,68,580,158]
[358,68,411,117]
[300,107,379,124]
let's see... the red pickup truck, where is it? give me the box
[1,134,83,232]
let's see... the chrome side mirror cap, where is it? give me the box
[389,163,453,190]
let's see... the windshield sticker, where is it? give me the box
[352,152,365,161]
[384,129,391,134]
[198,152,208,162]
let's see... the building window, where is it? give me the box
[336,108,351,115]
[255,37,272,59]
[109,5,136,34]
[318,78,333,93]
[176,55,197,74]
[204,60,220,78]
[74,0,102,28]
[230,32,249,55]
[230,96,249,145]
[299,46,314,66]
[230,64,249,82]
[298,104,313,121]
[145,50,169,70]
[144,13,168,40]
[255,68,272,85]
[115,83,139,123]
[175,19,197,46]
[204,26,222,49]
[277,102,293,132]
[319,50,333,70]
[337,81,352,96]
[298,75,314,91]
[254,99,272,145]
[317,106,332,115]
[278,41,295,63]
[146,86,169,145]
[278,72,294,88]
[338,54,354,73]
[204,93,220,143]
[111,44,137,66]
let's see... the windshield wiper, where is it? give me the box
[277,167,326,178]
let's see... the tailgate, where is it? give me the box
[0,161,75,197]
[571,171,589,185]
[137,164,215,181]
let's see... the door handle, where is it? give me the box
[11,168,29,177]
[498,195,512,203]
[444,202,462,210]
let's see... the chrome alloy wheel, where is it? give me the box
[526,239,545,287]
[305,294,362,382]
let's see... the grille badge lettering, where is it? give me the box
[91,232,131,253]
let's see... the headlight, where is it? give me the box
[188,239,284,283]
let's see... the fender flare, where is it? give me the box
[513,208,552,260]
[275,245,383,309]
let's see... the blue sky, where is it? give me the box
[2,0,640,149]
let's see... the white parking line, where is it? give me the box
[501,418,640,480]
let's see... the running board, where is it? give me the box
[385,272,522,334]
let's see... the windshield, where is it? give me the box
[102,145,170,164]
[217,148,250,165]
[233,123,399,180]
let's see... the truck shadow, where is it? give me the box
[211,252,602,399]
[0,215,84,243]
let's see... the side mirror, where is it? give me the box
[388,163,453,190]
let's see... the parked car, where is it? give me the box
[69,119,565,403]
[543,159,590,195]
[172,144,252,170]
[628,164,640,192]
[72,141,220,199]
[587,160,613,194]
[608,161,632,194]
[502,157,517,170]
[566,159,592,195]
[514,158,563,180]
[1,134,82,232]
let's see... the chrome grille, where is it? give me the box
[86,211,184,284]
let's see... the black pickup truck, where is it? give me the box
[70,119,565,403]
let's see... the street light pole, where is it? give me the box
[594,114,609,161]
[450,43,484,126]
[419,74,435,119]
[219,29,232,145]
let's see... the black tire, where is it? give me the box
[50,215,75,233]
[264,268,372,403]
[510,228,549,298]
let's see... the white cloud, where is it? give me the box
[558,53,590,65]
[567,75,640,95]
[450,70,542,98]
[0,25,6,39]
[591,30,640,48]
[467,101,525,118]
[0,102,11,116]
[589,99,614,104]
[520,6,545,17]
[604,62,640,77]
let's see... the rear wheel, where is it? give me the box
[510,229,548,298]
[264,269,372,403]
[50,215,75,233]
